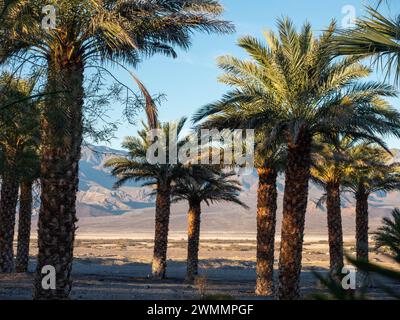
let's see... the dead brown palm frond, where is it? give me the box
[127,70,159,130]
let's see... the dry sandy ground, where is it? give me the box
[0,236,399,300]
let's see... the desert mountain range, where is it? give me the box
[31,145,400,239]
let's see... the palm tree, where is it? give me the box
[0,73,39,273]
[311,135,362,278]
[196,118,285,295]
[247,137,286,296]
[15,146,40,273]
[0,0,233,299]
[343,145,400,263]
[334,6,400,84]
[193,19,400,299]
[172,166,247,281]
[374,208,400,262]
[105,118,188,280]
[253,145,285,296]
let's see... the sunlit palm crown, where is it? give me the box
[0,0,234,65]
[342,144,400,194]
[104,118,188,188]
[172,166,247,207]
[311,134,371,187]
[193,18,400,148]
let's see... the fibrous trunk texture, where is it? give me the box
[186,199,202,281]
[255,167,277,296]
[356,187,369,262]
[0,148,19,273]
[355,186,369,287]
[33,57,83,299]
[326,182,344,279]
[16,181,33,273]
[152,183,171,279]
[278,134,311,300]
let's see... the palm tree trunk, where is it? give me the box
[0,151,19,273]
[33,58,83,299]
[255,167,277,296]
[186,199,201,281]
[278,134,312,300]
[152,183,171,279]
[355,186,370,287]
[326,182,344,278]
[355,187,369,262]
[16,181,33,273]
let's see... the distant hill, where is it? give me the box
[33,145,400,238]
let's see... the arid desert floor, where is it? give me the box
[1,236,399,300]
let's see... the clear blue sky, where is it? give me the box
[96,0,400,150]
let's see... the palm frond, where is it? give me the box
[373,208,400,262]
[334,6,400,85]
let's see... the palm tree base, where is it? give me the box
[255,284,274,296]
[151,258,167,280]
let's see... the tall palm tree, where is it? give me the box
[334,6,400,84]
[172,166,247,281]
[343,145,400,263]
[195,111,285,295]
[247,136,286,296]
[0,0,233,299]
[193,19,400,299]
[15,146,40,273]
[311,135,362,278]
[105,118,188,280]
[253,144,285,296]
[0,73,39,273]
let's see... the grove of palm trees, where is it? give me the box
[1,0,400,307]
